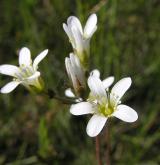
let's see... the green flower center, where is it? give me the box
[98,103,114,117]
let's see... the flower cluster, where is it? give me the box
[0,13,138,138]
[63,14,138,137]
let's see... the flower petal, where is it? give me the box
[90,69,100,78]
[102,76,114,89]
[65,57,71,80]
[65,88,75,98]
[71,26,83,53]
[84,14,97,38]
[67,16,83,34]
[19,47,32,66]
[69,53,85,86]
[88,76,107,101]
[33,49,48,70]
[0,81,20,93]
[0,65,20,77]
[70,102,94,115]
[111,77,131,99]
[113,104,138,122]
[63,23,75,48]
[65,57,77,90]
[27,71,40,80]
[63,23,72,39]
[86,114,107,137]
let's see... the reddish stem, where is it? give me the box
[106,126,111,165]
[95,136,102,165]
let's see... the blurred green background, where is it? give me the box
[0,0,160,164]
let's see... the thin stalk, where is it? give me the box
[53,95,77,104]
[106,125,110,165]
[43,89,77,104]
[95,136,101,165]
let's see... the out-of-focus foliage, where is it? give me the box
[0,0,160,164]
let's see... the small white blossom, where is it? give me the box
[65,69,114,102]
[89,69,114,90]
[70,75,138,137]
[65,53,86,97]
[0,47,48,93]
[63,14,97,67]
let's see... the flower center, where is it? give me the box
[98,103,114,117]
[15,65,34,81]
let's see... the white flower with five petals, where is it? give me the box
[0,47,48,93]
[70,75,138,137]
[63,14,97,68]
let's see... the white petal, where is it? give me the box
[26,71,40,80]
[90,69,100,78]
[65,57,75,85]
[70,102,94,115]
[65,57,71,79]
[113,104,138,122]
[85,26,97,39]
[69,53,85,86]
[71,26,83,53]
[86,114,107,137]
[67,16,83,34]
[84,14,97,38]
[65,58,78,92]
[63,23,75,48]
[65,57,76,89]
[0,81,20,93]
[63,23,72,39]
[88,76,107,100]
[111,77,132,99]
[19,47,32,66]
[33,49,48,70]
[65,88,75,98]
[0,65,20,77]
[102,76,114,89]
[70,53,80,67]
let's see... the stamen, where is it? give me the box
[14,66,35,82]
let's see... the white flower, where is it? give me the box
[0,47,48,93]
[70,75,138,137]
[65,53,86,97]
[65,69,114,99]
[63,14,97,67]
[89,69,114,89]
